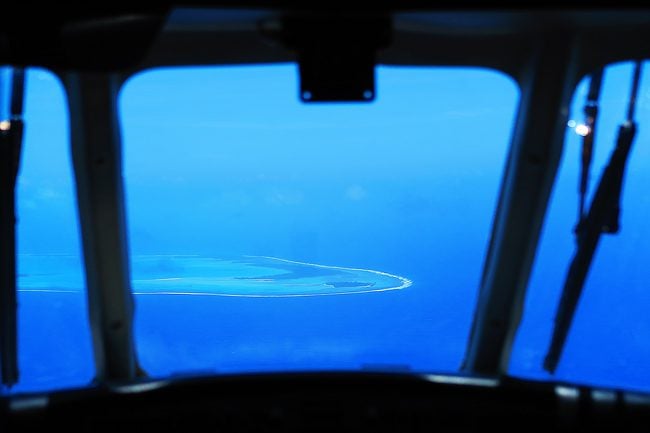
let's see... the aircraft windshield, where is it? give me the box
[12,61,650,394]
[118,64,517,378]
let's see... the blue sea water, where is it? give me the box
[15,254,479,391]
[8,61,650,394]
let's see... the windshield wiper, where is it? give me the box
[544,61,643,373]
[0,68,25,388]
[576,69,604,229]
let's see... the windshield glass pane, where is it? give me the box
[13,68,93,392]
[120,64,518,377]
[510,61,650,392]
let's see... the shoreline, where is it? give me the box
[18,255,413,298]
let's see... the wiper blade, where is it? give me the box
[0,68,25,388]
[544,62,643,373]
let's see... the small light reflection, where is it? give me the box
[575,124,590,137]
[0,120,10,131]
[567,119,577,128]
[556,386,580,400]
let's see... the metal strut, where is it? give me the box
[65,73,139,383]
[0,68,26,388]
[463,35,580,375]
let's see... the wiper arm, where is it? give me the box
[544,62,643,373]
[577,69,603,227]
[0,68,25,388]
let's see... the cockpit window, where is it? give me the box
[120,64,518,377]
[12,68,93,392]
[510,61,650,393]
